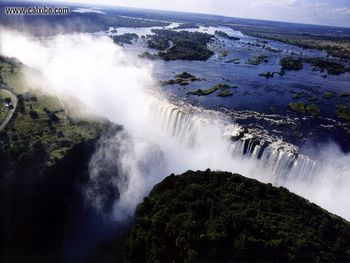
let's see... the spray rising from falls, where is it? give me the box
[147,96,343,186]
[1,28,349,221]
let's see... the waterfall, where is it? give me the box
[149,98,221,147]
[147,96,324,186]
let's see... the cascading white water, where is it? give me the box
[148,98,209,147]
[2,28,348,221]
[147,95,327,188]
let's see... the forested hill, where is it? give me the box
[124,169,350,263]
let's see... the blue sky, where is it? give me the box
[38,0,350,27]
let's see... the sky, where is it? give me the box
[26,0,350,27]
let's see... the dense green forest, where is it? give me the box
[124,170,350,263]
[111,33,139,45]
[146,30,214,61]
[215,30,240,41]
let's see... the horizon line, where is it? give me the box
[5,0,350,29]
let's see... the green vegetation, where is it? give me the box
[217,90,233,97]
[160,72,200,86]
[146,31,171,51]
[159,42,214,61]
[246,54,268,65]
[187,87,218,96]
[259,71,285,79]
[214,84,238,89]
[336,105,350,122]
[125,170,350,263]
[104,15,169,28]
[308,97,318,102]
[146,30,214,61]
[218,50,230,59]
[340,92,349,98]
[288,102,320,117]
[0,90,9,122]
[323,92,336,99]
[305,57,346,75]
[175,72,199,80]
[228,23,350,60]
[174,23,199,30]
[0,56,106,173]
[306,104,320,117]
[280,56,303,71]
[245,41,281,53]
[138,51,160,60]
[160,79,189,86]
[111,33,139,45]
[288,102,306,113]
[224,58,240,64]
[214,30,240,41]
[259,72,274,79]
[187,84,237,96]
[292,92,305,99]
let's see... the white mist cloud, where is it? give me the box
[1,27,349,222]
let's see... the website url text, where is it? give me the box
[5,6,70,15]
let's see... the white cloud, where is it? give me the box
[51,0,350,27]
[250,0,304,8]
[332,7,350,15]
[72,8,106,14]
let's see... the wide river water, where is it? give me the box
[103,24,350,154]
